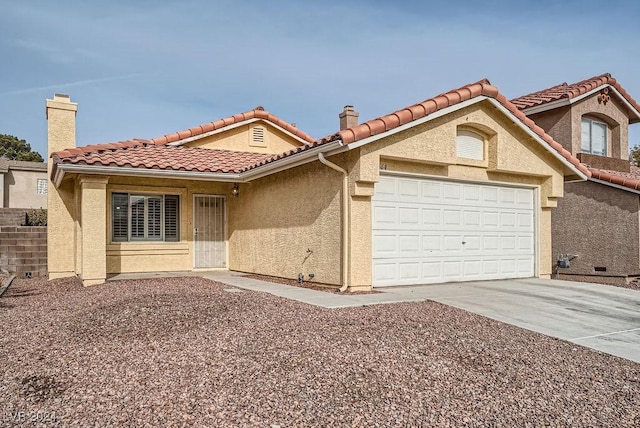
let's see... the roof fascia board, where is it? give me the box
[589,177,640,195]
[345,97,483,151]
[487,99,588,180]
[54,164,241,187]
[168,118,310,147]
[53,140,344,187]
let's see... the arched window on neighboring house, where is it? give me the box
[581,117,608,156]
[456,129,485,160]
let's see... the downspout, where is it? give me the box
[318,153,349,292]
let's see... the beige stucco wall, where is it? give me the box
[340,100,572,286]
[100,167,343,286]
[105,176,233,275]
[228,161,343,285]
[183,121,304,154]
[4,169,48,208]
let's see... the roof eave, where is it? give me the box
[521,84,640,121]
[52,140,344,187]
[53,164,242,187]
[241,140,344,181]
[589,177,640,195]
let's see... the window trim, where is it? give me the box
[111,192,180,243]
[581,117,608,156]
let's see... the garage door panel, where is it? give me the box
[372,176,536,287]
[399,207,419,225]
[398,262,420,280]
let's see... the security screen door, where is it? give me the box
[193,195,226,268]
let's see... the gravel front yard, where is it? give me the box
[1,276,639,427]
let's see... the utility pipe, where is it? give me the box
[318,153,349,292]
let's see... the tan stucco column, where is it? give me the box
[79,175,109,286]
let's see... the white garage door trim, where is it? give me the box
[372,173,538,287]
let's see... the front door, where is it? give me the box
[193,195,226,268]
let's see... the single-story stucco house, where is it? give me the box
[46,80,589,290]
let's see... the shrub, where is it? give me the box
[25,208,47,226]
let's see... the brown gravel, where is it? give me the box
[1,276,639,427]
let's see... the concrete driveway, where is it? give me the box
[205,272,640,364]
[382,278,640,364]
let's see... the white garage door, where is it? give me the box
[372,175,535,287]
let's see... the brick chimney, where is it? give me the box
[46,93,78,158]
[339,105,359,130]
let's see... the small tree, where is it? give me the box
[0,134,44,162]
[630,144,640,166]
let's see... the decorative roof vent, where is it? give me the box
[250,126,266,147]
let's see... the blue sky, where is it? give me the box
[1,0,639,158]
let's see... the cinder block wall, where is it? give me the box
[0,226,47,277]
[0,208,28,226]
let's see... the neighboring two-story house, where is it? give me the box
[512,73,640,285]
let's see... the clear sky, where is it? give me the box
[1,0,639,158]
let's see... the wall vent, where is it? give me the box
[250,126,266,147]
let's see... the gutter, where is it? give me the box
[52,141,344,187]
[317,152,350,292]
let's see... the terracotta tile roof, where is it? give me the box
[589,166,640,191]
[150,106,315,145]
[316,79,590,178]
[53,106,314,160]
[510,73,640,117]
[53,144,273,174]
[53,80,590,179]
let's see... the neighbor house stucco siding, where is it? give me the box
[3,169,47,208]
[552,180,640,281]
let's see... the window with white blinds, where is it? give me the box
[581,118,607,156]
[456,129,485,160]
[111,193,180,242]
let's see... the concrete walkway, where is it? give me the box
[202,271,640,364]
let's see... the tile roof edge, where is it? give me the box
[150,106,315,147]
[52,107,315,159]
[589,167,640,191]
[511,73,640,116]
[319,78,590,178]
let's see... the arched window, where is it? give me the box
[456,129,484,160]
[581,117,607,156]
